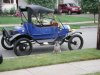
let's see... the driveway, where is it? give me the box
[0,28,97,58]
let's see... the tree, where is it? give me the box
[26,0,56,9]
[81,0,99,23]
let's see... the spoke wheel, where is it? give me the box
[68,35,83,50]
[14,38,32,56]
[1,37,13,50]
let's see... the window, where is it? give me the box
[3,0,14,3]
[11,0,14,3]
[68,3,77,7]
[3,0,10,3]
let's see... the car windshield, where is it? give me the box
[68,3,77,7]
[32,13,55,25]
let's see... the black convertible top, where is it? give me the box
[19,5,54,14]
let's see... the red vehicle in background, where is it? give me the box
[58,3,81,14]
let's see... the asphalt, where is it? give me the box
[0,59,100,75]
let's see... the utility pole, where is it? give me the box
[97,0,100,49]
[0,0,2,14]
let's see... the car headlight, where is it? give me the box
[62,25,72,32]
[79,8,82,10]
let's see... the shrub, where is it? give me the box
[10,7,16,15]
[3,9,9,15]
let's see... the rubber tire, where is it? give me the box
[68,35,83,50]
[77,12,81,14]
[1,37,13,50]
[0,54,3,64]
[14,38,32,56]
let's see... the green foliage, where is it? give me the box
[26,0,56,9]
[82,0,99,13]
[10,7,15,15]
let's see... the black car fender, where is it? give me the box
[65,30,82,40]
[9,34,32,44]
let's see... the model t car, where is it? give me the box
[1,5,83,56]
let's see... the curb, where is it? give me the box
[80,26,97,29]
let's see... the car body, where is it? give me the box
[58,3,82,14]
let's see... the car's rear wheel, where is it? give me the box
[1,37,13,50]
[14,38,32,56]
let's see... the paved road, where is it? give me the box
[0,28,97,58]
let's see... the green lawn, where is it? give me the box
[70,23,97,29]
[0,48,100,72]
[56,15,94,22]
[0,16,21,24]
[0,26,14,31]
[0,15,94,24]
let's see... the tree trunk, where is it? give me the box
[97,2,100,50]
[94,13,96,23]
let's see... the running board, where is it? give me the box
[37,39,55,43]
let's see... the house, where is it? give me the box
[58,0,80,5]
[1,0,27,12]
[1,0,80,12]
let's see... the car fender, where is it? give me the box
[67,30,82,37]
[9,34,32,43]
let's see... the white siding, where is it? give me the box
[63,0,75,3]
[18,0,27,7]
[63,0,79,5]
[2,0,17,12]
[2,4,16,11]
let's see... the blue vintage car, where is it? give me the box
[1,5,83,56]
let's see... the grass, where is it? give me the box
[70,23,97,29]
[56,15,94,22]
[0,48,100,72]
[0,15,95,24]
[0,26,14,31]
[0,16,21,24]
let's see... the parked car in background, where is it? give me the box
[0,53,3,64]
[58,3,82,14]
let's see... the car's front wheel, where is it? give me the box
[68,35,83,50]
[14,38,32,56]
